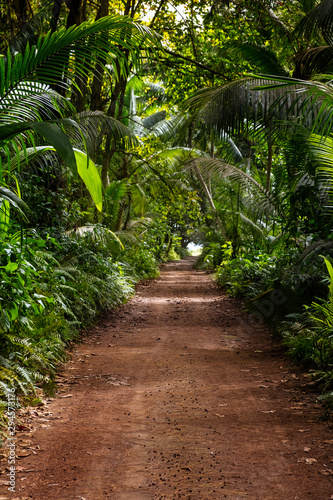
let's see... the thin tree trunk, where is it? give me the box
[65,0,88,110]
[50,0,63,32]
[101,74,128,187]
[149,0,167,27]
[90,0,109,111]
[66,0,86,27]
[266,141,273,191]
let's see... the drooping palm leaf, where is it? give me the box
[142,110,167,130]
[0,187,29,217]
[294,46,333,76]
[296,0,333,44]
[185,77,307,135]
[0,82,73,123]
[62,111,138,155]
[184,157,277,214]
[0,119,78,171]
[0,16,159,99]
[254,75,333,136]
[217,42,289,77]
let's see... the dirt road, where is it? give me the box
[1,258,332,499]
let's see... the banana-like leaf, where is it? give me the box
[9,145,102,211]
[73,149,103,212]
[323,256,333,297]
[0,199,10,237]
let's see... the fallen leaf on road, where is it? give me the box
[320,469,333,475]
[297,457,317,464]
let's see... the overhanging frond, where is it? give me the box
[185,157,277,214]
[185,77,306,135]
[296,0,333,45]
[218,41,289,76]
[0,16,160,101]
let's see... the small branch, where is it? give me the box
[161,48,231,81]
[149,0,167,28]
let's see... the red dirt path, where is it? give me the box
[1,258,333,499]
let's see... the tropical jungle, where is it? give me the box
[1,0,333,437]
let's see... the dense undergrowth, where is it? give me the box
[0,227,160,442]
[198,242,333,409]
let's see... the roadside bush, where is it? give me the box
[281,258,333,391]
[215,250,291,298]
[196,241,227,269]
[123,245,160,280]
[0,227,160,442]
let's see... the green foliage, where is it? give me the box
[124,245,160,280]
[281,257,333,393]
[0,226,161,436]
[216,249,281,298]
[3,0,333,435]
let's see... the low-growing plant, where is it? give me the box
[281,257,333,391]
[0,225,162,438]
[216,250,282,298]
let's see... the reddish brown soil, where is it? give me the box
[1,258,333,499]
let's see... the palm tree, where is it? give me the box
[0,15,159,223]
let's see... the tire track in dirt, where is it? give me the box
[1,258,332,499]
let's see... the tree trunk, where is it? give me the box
[66,0,86,28]
[50,0,63,32]
[265,141,273,191]
[66,0,88,110]
[90,0,109,111]
[12,0,30,28]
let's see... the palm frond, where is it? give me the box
[295,46,333,77]
[142,110,167,130]
[0,186,29,217]
[218,41,289,76]
[185,157,277,214]
[296,0,333,44]
[185,77,304,135]
[0,16,160,102]
[0,82,73,123]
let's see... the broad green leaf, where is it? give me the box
[74,149,103,211]
[0,199,10,237]
[8,302,18,321]
[5,262,18,273]
[323,256,333,298]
